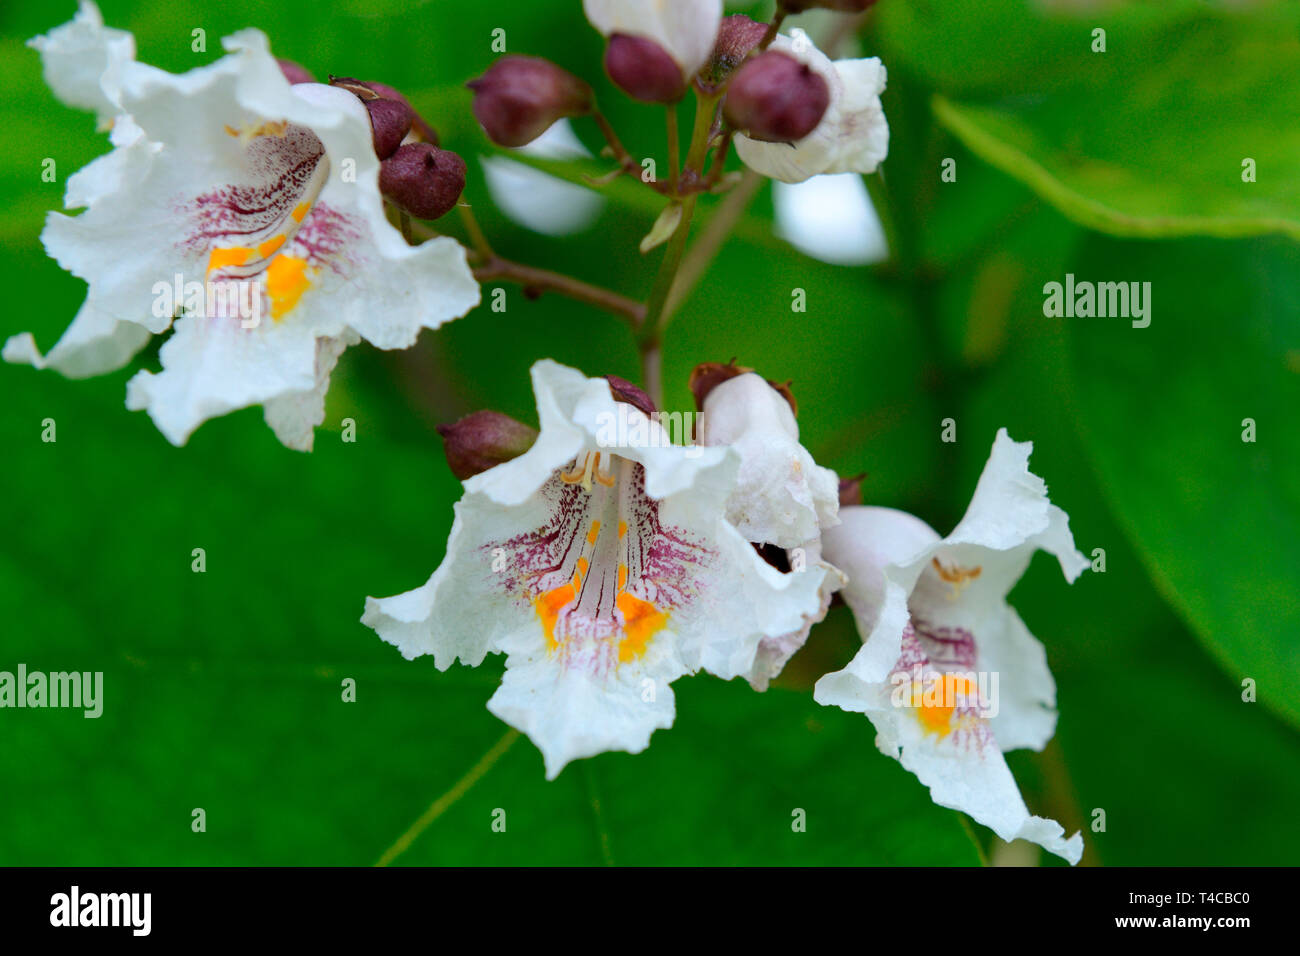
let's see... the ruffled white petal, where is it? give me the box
[698,372,840,549]
[746,539,845,691]
[125,311,318,447]
[734,30,889,184]
[873,695,1083,864]
[815,506,938,699]
[28,0,135,123]
[583,0,723,76]
[262,330,357,451]
[488,624,687,780]
[3,298,150,379]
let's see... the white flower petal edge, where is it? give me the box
[7,19,479,450]
[2,297,151,380]
[746,538,846,692]
[734,29,889,184]
[814,429,1087,864]
[583,0,723,78]
[28,0,135,123]
[363,360,832,778]
[698,372,840,548]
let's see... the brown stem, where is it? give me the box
[664,168,764,318]
[641,342,663,409]
[759,8,787,50]
[474,257,646,327]
[592,110,671,194]
[456,202,494,262]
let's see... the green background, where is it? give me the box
[1,0,1297,865]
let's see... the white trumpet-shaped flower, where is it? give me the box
[5,5,478,450]
[734,29,889,184]
[814,429,1087,864]
[363,361,832,778]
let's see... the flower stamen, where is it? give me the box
[931,557,982,600]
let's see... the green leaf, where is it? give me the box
[895,2,1300,240]
[1066,235,1300,729]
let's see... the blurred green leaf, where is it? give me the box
[1066,235,1300,728]
[882,0,1300,240]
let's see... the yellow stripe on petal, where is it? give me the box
[535,583,576,653]
[916,674,979,736]
[207,246,253,273]
[265,254,312,320]
[616,593,666,662]
[257,235,286,258]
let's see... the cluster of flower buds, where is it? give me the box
[330,76,465,220]
[462,0,888,186]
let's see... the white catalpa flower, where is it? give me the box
[363,360,832,778]
[734,29,889,184]
[5,8,479,450]
[696,369,844,689]
[814,429,1088,864]
[583,0,724,78]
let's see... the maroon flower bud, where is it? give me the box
[605,375,656,417]
[782,0,878,11]
[366,97,413,160]
[362,81,439,144]
[723,51,830,143]
[379,144,466,220]
[697,15,769,93]
[277,58,315,84]
[467,56,594,148]
[604,34,687,104]
[437,410,539,480]
[330,77,432,156]
[838,473,866,508]
[689,360,797,414]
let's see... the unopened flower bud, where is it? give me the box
[605,375,656,417]
[697,14,769,93]
[723,51,830,143]
[467,56,594,148]
[363,80,439,144]
[437,410,538,480]
[277,58,315,84]
[331,77,432,156]
[689,360,797,414]
[604,34,687,103]
[379,143,466,220]
[366,97,413,160]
